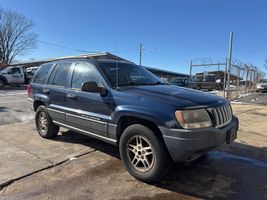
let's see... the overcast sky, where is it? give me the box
[1,0,267,75]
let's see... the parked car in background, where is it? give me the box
[28,58,239,182]
[256,79,267,92]
[25,66,39,82]
[188,75,223,91]
[169,77,189,87]
[0,66,38,88]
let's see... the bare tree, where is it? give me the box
[0,7,37,68]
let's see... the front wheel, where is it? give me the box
[0,79,5,89]
[119,124,170,183]
[35,105,59,138]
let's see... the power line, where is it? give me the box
[38,40,140,54]
[38,40,96,53]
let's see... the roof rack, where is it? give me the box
[49,52,132,62]
[8,52,133,67]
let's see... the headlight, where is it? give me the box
[175,109,212,129]
[257,84,262,88]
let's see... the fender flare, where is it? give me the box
[112,105,170,127]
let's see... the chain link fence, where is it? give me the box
[189,59,265,100]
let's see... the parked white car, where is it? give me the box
[0,66,30,88]
[25,66,39,81]
[256,79,267,92]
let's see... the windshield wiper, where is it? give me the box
[141,81,166,85]
[118,81,165,87]
[117,82,140,87]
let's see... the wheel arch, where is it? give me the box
[33,100,46,111]
[116,115,165,145]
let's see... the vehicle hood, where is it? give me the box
[120,85,228,108]
[259,82,267,86]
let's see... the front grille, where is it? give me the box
[211,104,232,128]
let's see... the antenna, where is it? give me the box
[116,57,119,90]
[115,43,119,90]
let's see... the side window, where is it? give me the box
[51,63,71,86]
[71,62,101,89]
[8,67,21,74]
[33,64,53,84]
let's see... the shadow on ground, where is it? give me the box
[0,85,27,91]
[52,129,267,200]
[0,107,9,112]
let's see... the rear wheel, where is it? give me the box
[0,79,5,89]
[119,124,170,183]
[35,105,59,138]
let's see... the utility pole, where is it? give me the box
[139,43,143,66]
[189,60,193,80]
[236,66,241,95]
[245,66,249,94]
[223,58,228,98]
[226,32,233,99]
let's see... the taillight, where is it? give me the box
[27,84,31,97]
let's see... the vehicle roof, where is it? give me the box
[40,58,133,66]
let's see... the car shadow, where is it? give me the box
[0,106,9,112]
[52,129,267,200]
[52,129,120,159]
[1,85,27,91]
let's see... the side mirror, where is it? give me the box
[81,81,107,96]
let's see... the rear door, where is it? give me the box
[45,63,72,124]
[65,62,110,137]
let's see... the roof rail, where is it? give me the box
[8,52,133,67]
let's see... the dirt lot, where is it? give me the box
[0,90,266,200]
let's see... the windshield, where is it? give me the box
[98,62,164,87]
[0,67,11,73]
[260,79,267,83]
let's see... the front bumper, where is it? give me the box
[256,86,267,91]
[160,116,239,162]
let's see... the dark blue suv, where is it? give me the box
[28,58,239,182]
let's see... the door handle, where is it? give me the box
[43,88,50,94]
[66,93,77,99]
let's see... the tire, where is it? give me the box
[119,124,170,183]
[0,79,5,89]
[35,105,59,138]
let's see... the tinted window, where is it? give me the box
[47,65,59,84]
[33,64,53,84]
[52,63,71,86]
[71,63,101,89]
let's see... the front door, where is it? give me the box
[65,62,110,137]
[6,67,24,83]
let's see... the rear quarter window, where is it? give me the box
[33,64,53,84]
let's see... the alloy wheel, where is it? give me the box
[38,112,48,133]
[126,135,155,172]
